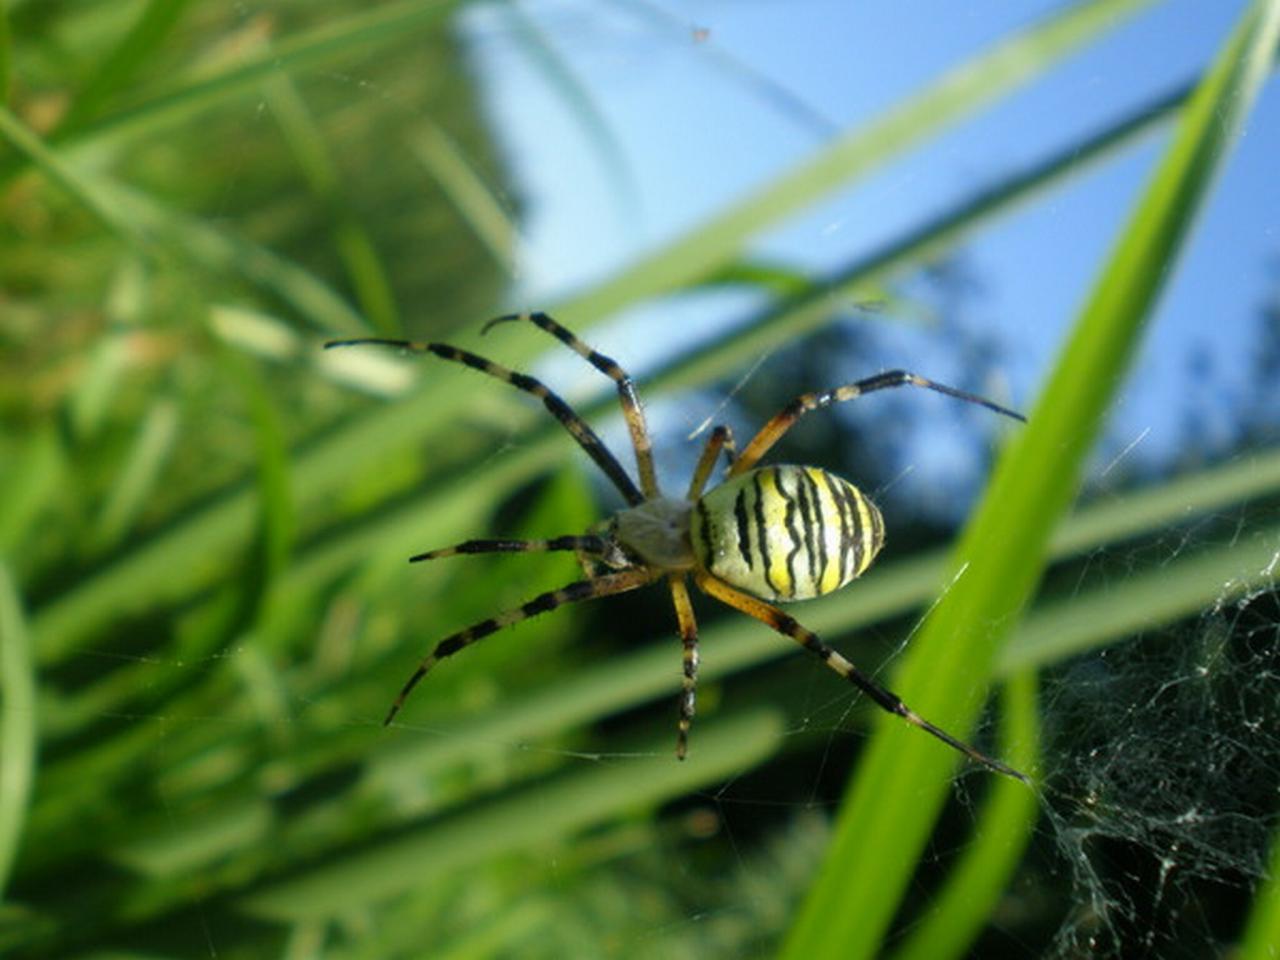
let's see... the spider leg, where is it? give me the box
[693,571,1029,783]
[385,568,657,725]
[686,424,736,500]
[409,535,616,563]
[667,574,700,759]
[729,370,1025,477]
[484,312,660,498]
[325,338,644,506]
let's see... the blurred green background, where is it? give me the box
[2,1,1280,958]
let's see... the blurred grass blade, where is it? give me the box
[91,399,180,553]
[0,0,10,105]
[410,122,519,277]
[0,427,64,559]
[102,180,368,335]
[497,0,639,229]
[0,563,36,897]
[59,0,195,130]
[238,710,784,920]
[999,522,1280,675]
[265,73,401,335]
[889,672,1041,960]
[218,349,296,624]
[1240,824,1280,959]
[783,3,1280,958]
[554,0,1157,322]
[0,106,147,249]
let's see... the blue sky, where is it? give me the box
[456,0,1279,499]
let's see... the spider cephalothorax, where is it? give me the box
[327,311,1029,783]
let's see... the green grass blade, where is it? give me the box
[409,122,519,277]
[265,73,401,336]
[91,400,180,553]
[999,522,1280,675]
[782,4,1280,958]
[888,672,1041,960]
[0,427,64,558]
[238,710,784,920]
[0,105,146,249]
[59,0,194,130]
[0,0,10,106]
[1240,824,1280,959]
[0,562,36,897]
[102,181,368,334]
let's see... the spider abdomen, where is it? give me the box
[690,465,884,602]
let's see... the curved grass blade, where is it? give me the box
[0,563,36,897]
[782,3,1280,957]
[409,122,519,277]
[59,0,195,130]
[0,106,147,250]
[265,73,401,336]
[1240,824,1280,959]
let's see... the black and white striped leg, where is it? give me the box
[385,568,657,725]
[694,572,1030,784]
[484,312,660,498]
[730,370,1026,478]
[666,574,700,760]
[686,424,736,500]
[409,535,618,564]
[324,338,644,506]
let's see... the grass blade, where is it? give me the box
[0,563,36,897]
[409,122,519,277]
[888,672,1041,960]
[59,0,195,130]
[1240,824,1280,959]
[238,710,784,920]
[0,105,146,249]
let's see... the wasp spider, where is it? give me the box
[327,312,1028,783]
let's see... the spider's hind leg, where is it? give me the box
[693,571,1029,783]
[667,574,701,759]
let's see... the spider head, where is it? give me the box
[613,497,695,571]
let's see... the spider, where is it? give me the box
[326,312,1029,783]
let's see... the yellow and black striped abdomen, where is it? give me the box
[690,465,884,602]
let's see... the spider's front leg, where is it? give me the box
[693,571,1030,784]
[385,568,657,725]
